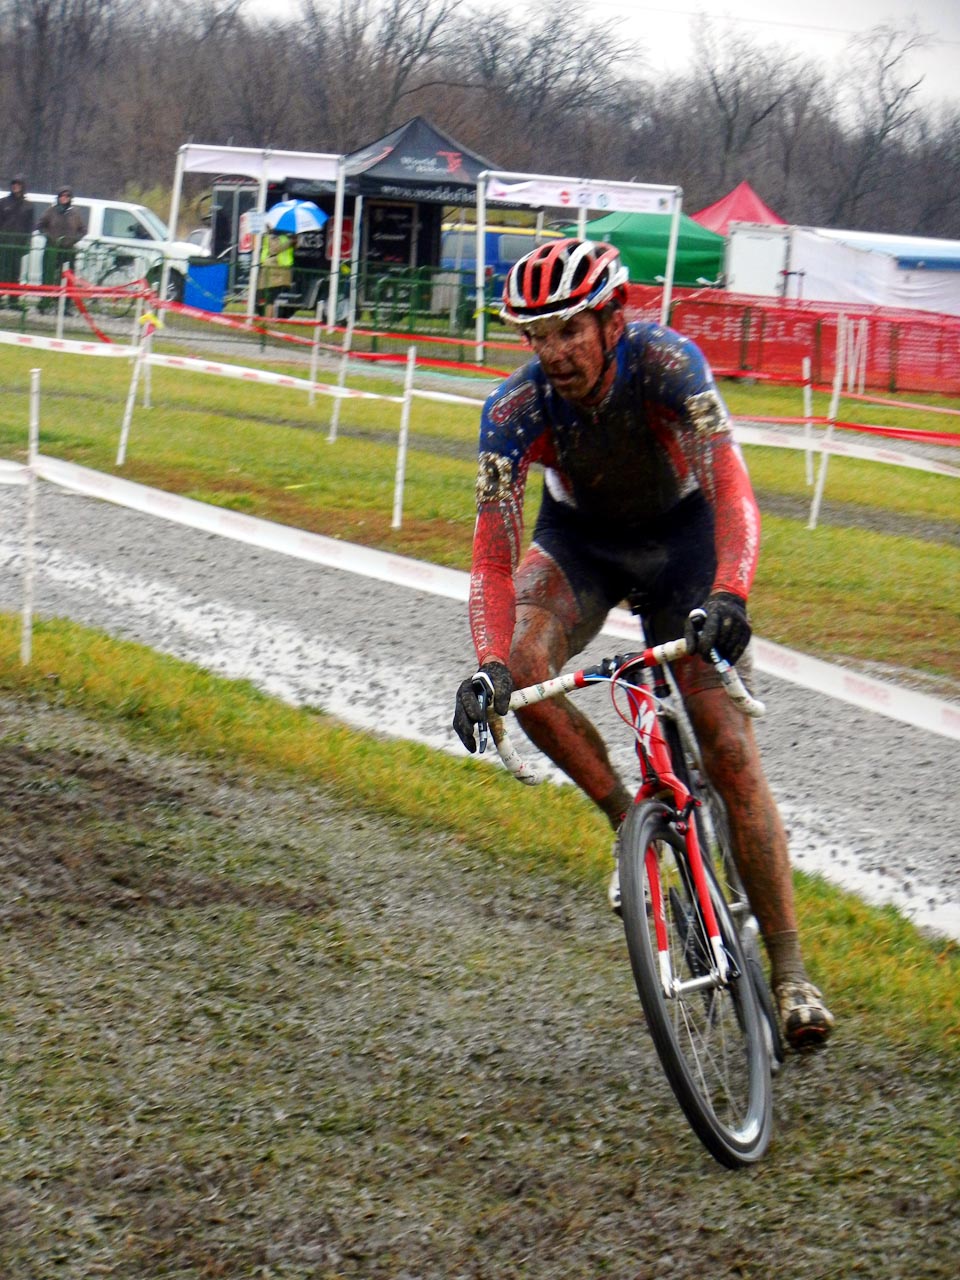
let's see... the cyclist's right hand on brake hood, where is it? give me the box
[453,660,513,752]
[686,592,751,665]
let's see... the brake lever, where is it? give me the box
[472,673,493,754]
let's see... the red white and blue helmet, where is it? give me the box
[501,237,628,326]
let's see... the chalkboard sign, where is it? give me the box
[366,202,415,266]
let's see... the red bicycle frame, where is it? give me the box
[618,656,729,987]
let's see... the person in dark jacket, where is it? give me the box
[0,177,34,301]
[38,187,86,306]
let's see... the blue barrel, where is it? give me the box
[184,260,228,312]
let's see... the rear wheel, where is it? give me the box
[147,267,183,304]
[92,262,139,318]
[619,802,773,1167]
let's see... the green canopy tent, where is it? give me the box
[564,210,725,286]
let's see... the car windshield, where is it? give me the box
[138,207,171,240]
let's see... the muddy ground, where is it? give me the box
[1,694,956,1279]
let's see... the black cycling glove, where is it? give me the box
[686,592,751,665]
[452,660,513,752]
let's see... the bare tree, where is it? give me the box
[296,0,465,148]
[448,0,634,171]
[0,0,134,185]
[690,22,808,190]
[886,104,960,237]
[1,0,957,240]
[825,26,926,226]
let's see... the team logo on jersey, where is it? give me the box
[488,380,536,428]
[476,451,514,504]
[687,388,730,438]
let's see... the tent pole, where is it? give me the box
[246,153,270,321]
[660,190,682,326]
[325,159,346,333]
[474,176,487,364]
[161,147,186,307]
[329,194,363,442]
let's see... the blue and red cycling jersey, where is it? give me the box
[469,321,760,664]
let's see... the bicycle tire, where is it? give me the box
[662,706,785,1067]
[619,801,773,1167]
[93,264,138,318]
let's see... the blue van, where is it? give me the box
[440,224,563,281]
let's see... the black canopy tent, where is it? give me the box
[288,116,498,279]
[344,115,495,202]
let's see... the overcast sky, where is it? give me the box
[607,1,960,105]
[250,0,960,108]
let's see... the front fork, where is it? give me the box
[646,810,730,997]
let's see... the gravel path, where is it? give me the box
[1,479,958,940]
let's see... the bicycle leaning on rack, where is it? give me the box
[87,248,146,319]
[471,613,784,1168]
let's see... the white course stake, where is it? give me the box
[392,346,417,530]
[328,323,353,443]
[801,356,815,486]
[808,317,846,530]
[55,282,67,338]
[329,196,363,440]
[142,323,154,409]
[21,368,40,665]
[117,321,151,465]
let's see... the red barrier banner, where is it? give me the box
[625,285,960,397]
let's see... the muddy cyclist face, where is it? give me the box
[524,309,624,404]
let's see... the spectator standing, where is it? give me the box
[0,177,34,302]
[257,231,295,318]
[38,187,86,309]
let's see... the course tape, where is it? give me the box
[0,460,28,486]
[20,454,960,743]
[740,413,959,447]
[733,423,959,478]
[0,329,137,358]
[143,352,405,403]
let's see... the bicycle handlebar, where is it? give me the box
[478,635,765,786]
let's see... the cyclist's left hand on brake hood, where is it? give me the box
[686,592,751,665]
[453,660,513,752]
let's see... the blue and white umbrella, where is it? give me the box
[264,199,329,234]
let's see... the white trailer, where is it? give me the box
[724,221,960,315]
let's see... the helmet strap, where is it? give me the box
[581,310,620,405]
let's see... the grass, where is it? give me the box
[751,516,958,671]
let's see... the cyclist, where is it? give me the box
[452,238,833,1050]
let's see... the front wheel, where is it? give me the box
[619,802,773,1167]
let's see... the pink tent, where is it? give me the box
[691,181,786,236]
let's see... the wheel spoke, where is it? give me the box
[619,804,772,1166]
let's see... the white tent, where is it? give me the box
[475,171,683,357]
[165,143,346,321]
[725,221,960,315]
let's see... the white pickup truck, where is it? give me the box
[2,190,206,301]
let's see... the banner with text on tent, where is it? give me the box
[483,175,679,216]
